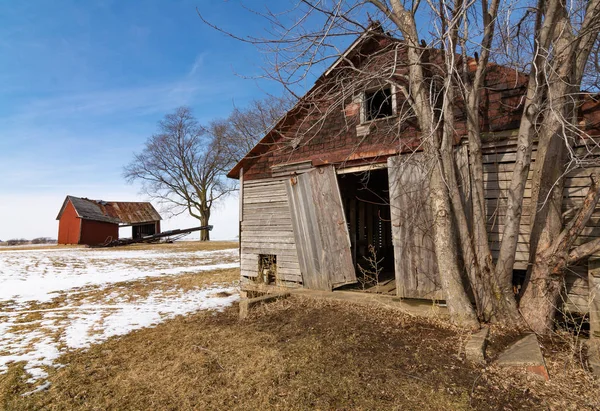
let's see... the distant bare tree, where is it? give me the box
[208,95,293,164]
[7,239,28,246]
[31,237,56,244]
[124,107,234,241]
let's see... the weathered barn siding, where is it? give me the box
[239,134,595,314]
[480,132,597,312]
[240,176,303,287]
[79,219,118,246]
[285,165,356,290]
[230,27,600,323]
[57,200,81,245]
[387,154,442,299]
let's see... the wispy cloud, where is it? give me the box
[188,52,209,77]
[0,51,247,127]
[7,82,213,125]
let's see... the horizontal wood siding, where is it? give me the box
[241,177,303,286]
[482,135,597,312]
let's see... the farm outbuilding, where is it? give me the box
[56,196,162,246]
[229,26,600,337]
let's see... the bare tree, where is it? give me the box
[124,107,234,241]
[509,0,600,332]
[208,95,293,164]
[200,0,600,331]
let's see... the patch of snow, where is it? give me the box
[0,248,239,303]
[21,381,51,397]
[0,286,238,381]
[0,246,241,384]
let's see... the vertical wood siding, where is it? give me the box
[285,165,356,290]
[57,200,81,245]
[388,154,442,299]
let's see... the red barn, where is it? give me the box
[56,196,162,245]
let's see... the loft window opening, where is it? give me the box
[363,86,394,122]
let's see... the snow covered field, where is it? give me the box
[0,244,240,385]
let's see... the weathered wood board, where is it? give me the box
[240,177,303,286]
[286,165,356,290]
[481,137,599,311]
[589,259,600,339]
[388,154,443,300]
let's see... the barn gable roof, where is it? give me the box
[226,23,389,180]
[56,196,161,225]
[226,24,534,180]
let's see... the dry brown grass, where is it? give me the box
[0,245,84,252]
[122,240,238,253]
[0,240,238,254]
[2,297,598,411]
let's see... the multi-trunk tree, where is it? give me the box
[202,0,600,332]
[124,107,233,241]
[124,100,290,241]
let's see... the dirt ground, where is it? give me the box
[2,296,598,411]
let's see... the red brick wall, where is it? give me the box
[57,200,81,245]
[79,220,119,246]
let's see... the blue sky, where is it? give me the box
[0,0,301,240]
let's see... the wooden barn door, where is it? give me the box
[388,154,443,299]
[286,165,356,290]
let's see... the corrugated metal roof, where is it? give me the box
[56,196,161,225]
[101,201,162,225]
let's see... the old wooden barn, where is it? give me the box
[228,27,600,336]
[56,195,162,246]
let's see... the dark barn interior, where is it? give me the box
[132,223,157,239]
[337,169,395,286]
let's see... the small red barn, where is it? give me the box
[56,196,162,245]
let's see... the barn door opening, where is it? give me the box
[286,165,357,291]
[337,169,396,293]
[387,154,443,300]
[132,223,156,239]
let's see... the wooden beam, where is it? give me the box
[336,163,388,175]
[239,292,291,319]
[590,258,600,339]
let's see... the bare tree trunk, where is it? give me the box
[520,117,568,332]
[519,0,600,333]
[430,158,480,326]
[200,212,210,241]
[436,1,490,320]
[369,0,479,326]
[457,0,518,322]
[493,0,564,321]
[518,263,563,333]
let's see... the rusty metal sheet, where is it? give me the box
[57,196,161,225]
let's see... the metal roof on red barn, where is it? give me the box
[56,196,161,225]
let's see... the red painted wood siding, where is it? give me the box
[57,200,81,244]
[80,219,118,246]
